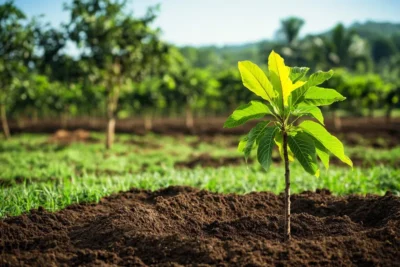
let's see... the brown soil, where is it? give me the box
[174,153,399,169]
[123,139,163,149]
[6,117,400,143]
[1,186,399,266]
[174,153,253,168]
[49,129,99,144]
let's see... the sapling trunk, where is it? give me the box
[1,103,10,139]
[282,130,291,242]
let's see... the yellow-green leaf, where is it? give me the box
[290,67,310,83]
[290,70,334,106]
[238,136,248,152]
[304,87,346,106]
[268,51,303,107]
[224,101,271,128]
[238,61,275,102]
[299,120,352,167]
[292,104,324,125]
[315,141,330,169]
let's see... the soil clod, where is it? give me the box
[49,129,98,143]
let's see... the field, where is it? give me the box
[1,123,400,265]
[2,0,400,265]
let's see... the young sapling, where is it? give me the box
[224,51,352,242]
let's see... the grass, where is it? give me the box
[0,133,399,218]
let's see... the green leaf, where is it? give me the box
[289,67,310,83]
[292,104,324,125]
[290,70,334,106]
[224,101,271,128]
[299,120,352,167]
[257,126,279,171]
[238,61,275,102]
[288,132,319,175]
[303,87,346,106]
[237,136,248,152]
[243,121,270,160]
[315,140,330,169]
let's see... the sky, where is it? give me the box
[11,0,400,47]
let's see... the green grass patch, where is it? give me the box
[0,133,399,218]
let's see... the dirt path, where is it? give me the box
[1,186,399,266]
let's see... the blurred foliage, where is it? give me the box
[0,1,399,133]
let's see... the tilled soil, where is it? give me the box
[174,153,399,169]
[174,153,254,168]
[1,187,399,266]
[7,117,400,144]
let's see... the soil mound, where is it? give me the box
[49,129,97,143]
[1,187,399,266]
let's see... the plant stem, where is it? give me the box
[282,130,291,242]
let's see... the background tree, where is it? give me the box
[0,1,35,139]
[66,0,167,148]
[0,1,34,138]
[382,54,400,123]
[34,23,67,79]
[168,67,219,131]
[217,68,253,112]
[273,17,305,66]
[371,37,397,65]
[278,17,305,46]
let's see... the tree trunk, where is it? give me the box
[332,110,342,130]
[385,106,393,125]
[106,117,116,149]
[144,113,153,132]
[185,104,194,131]
[1,104,10,139]
[105,59,122,150]
[368,108,374,122]
[61,113,68,129]
[32,109,39,124]
[105,87,119,149]
[16,116,24,128]
[282,131,291,242]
